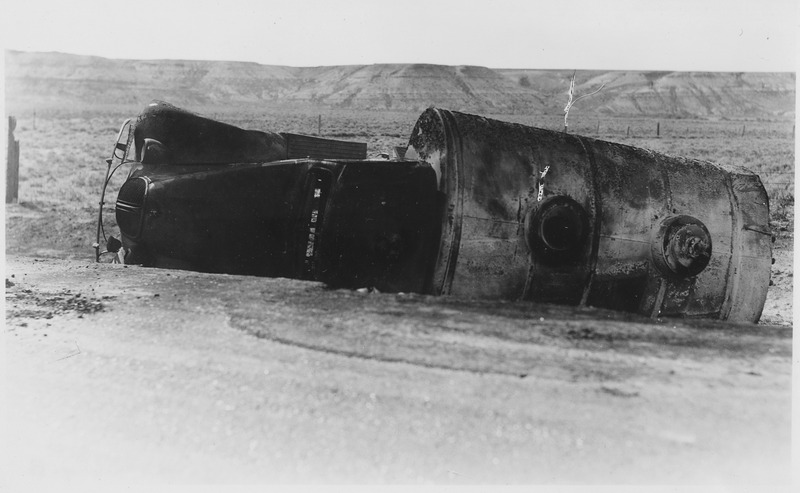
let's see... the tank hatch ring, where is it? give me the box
[525,196,590,265]
[652,215,712,278]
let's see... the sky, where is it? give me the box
[1,0,797,71]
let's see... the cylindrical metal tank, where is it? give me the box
[408,108,771,322]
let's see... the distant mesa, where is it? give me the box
[4,50,795,118]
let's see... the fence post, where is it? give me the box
[318,115,322,135]
[6,116,20,204]
[656,121,660,137]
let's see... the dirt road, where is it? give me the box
[4,255,793,485]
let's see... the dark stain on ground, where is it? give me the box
[567,327,615,342]
[6,286,113,323]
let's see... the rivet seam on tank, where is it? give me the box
[537,165,551,202]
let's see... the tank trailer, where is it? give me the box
[96,102,772,322]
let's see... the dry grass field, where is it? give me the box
[5,106,794,324]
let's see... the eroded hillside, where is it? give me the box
[5,51,795,118]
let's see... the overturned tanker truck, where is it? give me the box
[96,101,772,322]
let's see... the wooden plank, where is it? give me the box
[6,116,19,204]
[282,133,367,160]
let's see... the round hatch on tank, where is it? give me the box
[525,196,590,265]
[652,215,712,278]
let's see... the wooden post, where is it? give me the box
[626,126,630,137]
[596,121,600,134]
[318,115,322,135]
[742,125,746,137]
[656,121,660,137]
[6,116,20,204]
